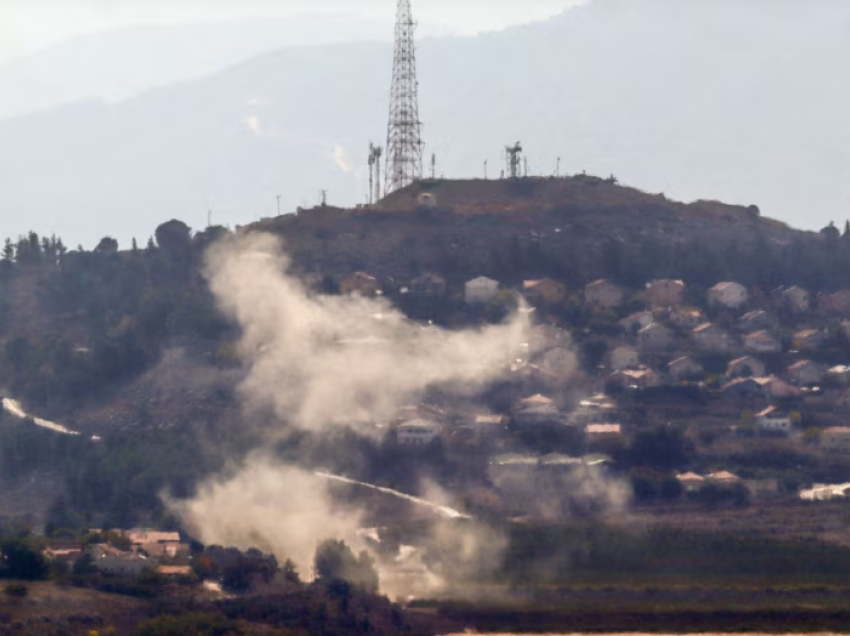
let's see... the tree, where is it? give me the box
[2,239,14,262]
[314,539,378,592]
[94,236,119,254]
[282,558,301,584]
[630,424,691,472]
[0,538,47,580]
[154,220,191,259]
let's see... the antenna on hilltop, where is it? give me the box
[367,143,383,205]
[505,142,522,179]
[385,0,423,196]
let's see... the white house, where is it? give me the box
[646,279,685,307]
[585,423,622,441]
[513,395,561,426]
[609,346,640,371]
[783,285,810,313]
[397,419,441,445]
[540,347,578,376]
[726,356,766,379]
[620,311,654,333]
[609,368,661,389]
[708,282,748,309]
[527,324,570,355]
[786,359,826,386]
[738,310,776,333]
[464,276,499,304]
[90,545,153,576]
[755,405,793,431]
[668,356,704,382]
[822,427,850,452]
[585,279,624,308]
[677,472,704,492]
[638,323,674,352]
[793,329,825,351]
[744,331,783,354]
[692,323,734,352]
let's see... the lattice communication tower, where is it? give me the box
[384,0,423,196]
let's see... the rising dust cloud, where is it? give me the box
[203,232,529,432]
[169,232,626,594]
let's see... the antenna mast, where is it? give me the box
[368,143,383,204]
[505,142,523,179]
[385,0,423,196]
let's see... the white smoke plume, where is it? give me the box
[203,232,529,432]
[167,459,363,575]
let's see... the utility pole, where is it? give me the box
[484,159,488,180]
[276,194,281,216]
[385,0,423,195]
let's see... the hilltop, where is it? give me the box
[250,175,813,287]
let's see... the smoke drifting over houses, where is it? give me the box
[166,232,534,583]
[202,232,529,433]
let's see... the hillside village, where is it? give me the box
[4,180,850,623]
[330,260,850,507]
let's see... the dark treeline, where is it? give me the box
[0,221,231,408]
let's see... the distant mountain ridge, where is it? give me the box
[0,0,848,248]
[0,13,459,121]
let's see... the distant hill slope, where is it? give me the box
[0,0,847,248]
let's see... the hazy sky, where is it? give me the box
[0,0,584,63]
